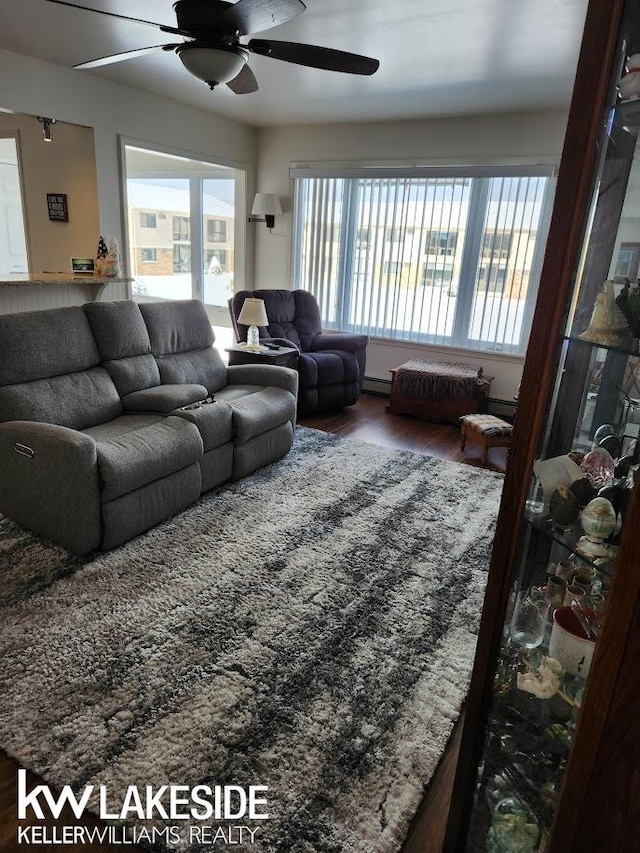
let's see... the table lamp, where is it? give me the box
[237,297,268,349]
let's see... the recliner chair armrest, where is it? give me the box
[0,421,102,554]
[311,333,369,353]
[226,365,299,398]
[265,337,300,352]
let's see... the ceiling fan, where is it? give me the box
[45,0,380,94]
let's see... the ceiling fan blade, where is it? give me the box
[45,0,180,32]
[220,0,306,36]
[74,44,181,70]
[226,64,259,94]
[248,39,379,75]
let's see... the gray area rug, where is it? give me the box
[0,427,503,852]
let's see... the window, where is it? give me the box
[173,244,191,273]
[207,219,227,243]
[140,212,156,228]
[173,215,190,242]
[422,264,455,287]
[427,231,457,256]
[478,266,507,292]
[383,261,407,276]
[292,168,554,353]
[483,230,512,258]
[125,146,238,308]
[0,136,29,275]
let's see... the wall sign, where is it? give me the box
[47,193,68,222]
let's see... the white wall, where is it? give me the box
[253,110,570,400]
[0,48,256,314]
[0,114,99,273]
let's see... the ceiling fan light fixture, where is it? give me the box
[177,45,248,87]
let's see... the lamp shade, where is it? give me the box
[251,193,282,216]
[237,297,269,328]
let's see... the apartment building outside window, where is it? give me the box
[292,166,555,354]
[140,212,156,228]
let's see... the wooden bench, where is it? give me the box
[460,413,513,464]
[386,359,493,425]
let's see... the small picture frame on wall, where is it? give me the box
[47,193,68,222]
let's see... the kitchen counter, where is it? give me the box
[0,274,132,314]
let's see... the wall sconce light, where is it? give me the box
[249,193,282,231]
[37,116,57,143]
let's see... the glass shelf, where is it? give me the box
[523,514,618,577]
[562,333,640,359]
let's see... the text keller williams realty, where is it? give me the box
[16,771,269,847]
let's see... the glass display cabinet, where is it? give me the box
[444,1,640,851]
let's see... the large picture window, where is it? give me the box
[291,166,555,354]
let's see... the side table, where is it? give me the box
[225,344,299,370]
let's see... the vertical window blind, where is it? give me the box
[291,166,555,354]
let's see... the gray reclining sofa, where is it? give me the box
[0,299,297,554]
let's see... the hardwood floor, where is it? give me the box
[299,392,508,474]
[0,394,506,852]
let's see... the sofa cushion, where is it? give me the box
[84,301,151,361]
[0,306,99,386]
[102,354,161,398]
[122,384,208,413]
[140,299,214,354]
[96,416,203,503]
[84,301,162,397]
[215,384,264,402]
[152,349,228,393]
[82,413,166,442]
[0,368,122,430]
[216,386,296,444]
[140,300,228,393]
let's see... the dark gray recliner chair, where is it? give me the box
[229,289,369,415]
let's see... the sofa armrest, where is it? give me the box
[122,384,208,413]
[311,332,369,353]
[0,421,102,554]
[226,364,299,398]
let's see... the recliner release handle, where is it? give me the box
[15,443,35,459]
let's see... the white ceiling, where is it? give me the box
[0,0,589,127]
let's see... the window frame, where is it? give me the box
[291,164,556,355]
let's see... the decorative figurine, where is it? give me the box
[517,656,563,699]
[577,496,618,559]
[99,238,121,277]
[95,235,109,276]
[580,446,615,489]
[579,280,630,347]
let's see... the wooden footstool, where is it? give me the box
[460,413,513,464]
